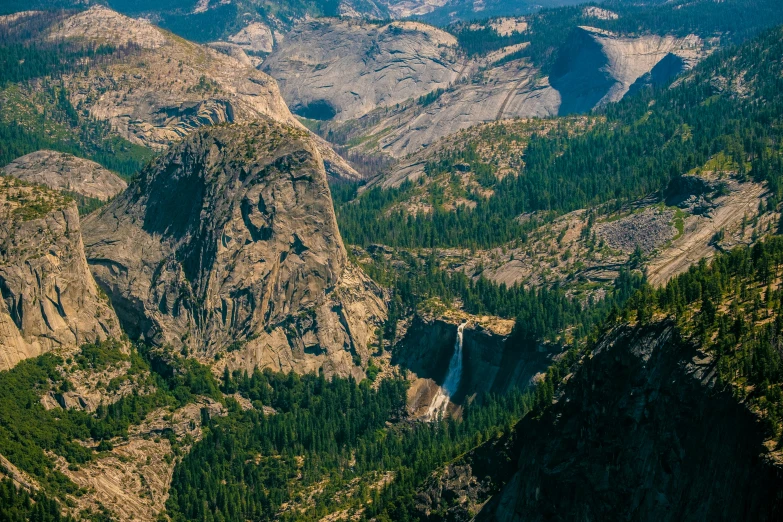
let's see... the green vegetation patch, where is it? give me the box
[0,339,220,499]
[335,26,783,251]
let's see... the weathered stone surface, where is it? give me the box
[207,42,261,68]
[416,464,490,521]
[551,26,702,115]
[47,6,295,148]
[263,18,463,121]
[18,6,362,182]
[227,21,275,53]
[83,121,385,379]
[0,177,121,371]
[358,61,559,158]
[50,5,168,49]
[594,207,677,255]
[54,398,225,521]
[2,150,127,201]
[273,20,702,160]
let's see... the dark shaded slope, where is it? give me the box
[627,52,687,97]
[549,27,615,116]
[477,321,783,521]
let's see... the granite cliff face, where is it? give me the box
[2,150,127,201]
[0,176,121,371]
[263,19,463,122]
[83,121,385,379]
[550,26,702,115]
[0,7,361,182]
[344,59,559,158]
[271,20,703,160]
[466,321,783,521]
[396,311,552,417]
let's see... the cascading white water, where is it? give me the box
[425,322,466,421]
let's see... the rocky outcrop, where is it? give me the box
[47,6,294,147]
[415,427,524,521]
[305,23,703,160]
[476,321,783,521]
[416,464,492,521]
[594,207,677,255]
[11,7,361,182]
[348,60,559,158]
[227,21,275,54]
[83,121,385,379]
[664,174,723,214]
[2,150,127,201]
[263,19,463,121]
[551,26,702,115]
[0,176,121,371]
[55,398,225,521]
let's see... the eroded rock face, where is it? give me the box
[54,398,225,521]
[476,322,783,521]
[0,177,121,371]
[290,22,703,160]
[47,6,295,149]
[6,7,361,182]
[415,464,490,521]
[396,312,550,417]
[351,60,559,158]
[2,150,127,201]
[263,19,463,122]
[83,121,385,379]
[551,26,702,115]
[227,21,275,54]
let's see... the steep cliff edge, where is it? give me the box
[83,120,385,379]
[0,176,121,371]
[551,26,701,115]
[395,308,552,417]
[473,321,783,521]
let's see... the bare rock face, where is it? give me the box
[348,60,560,158]
[2,150,127,201]
[47,6,295,149]
[551,26,702,115]
[0,177,121,371]
[54,398,225,521]
[227,21,275,54]
[280,22,702,160]
[20,6,361,182]
[83,121,385,379]
[263,19,463,122]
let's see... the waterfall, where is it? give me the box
[425,322,466,421]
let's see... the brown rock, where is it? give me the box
[0,177,121,371]
[83,120,385,378]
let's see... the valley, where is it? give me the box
[2,0,783,521]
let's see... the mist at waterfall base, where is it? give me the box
[425,323,466,421]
